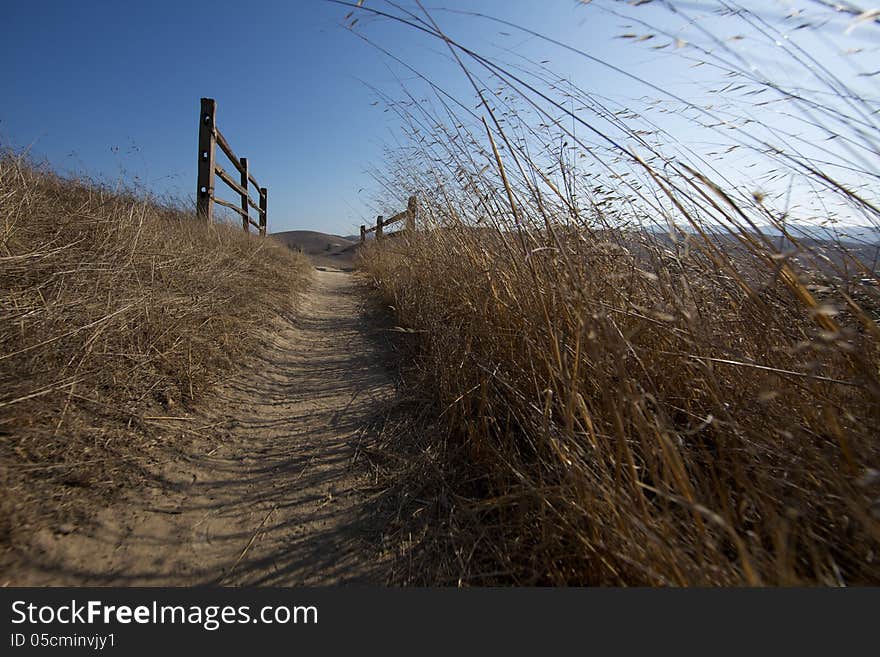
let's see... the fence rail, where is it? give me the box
[361,196,418,242]
[196,97,267,236]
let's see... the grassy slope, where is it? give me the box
[360,224,880,586]
[0,155,311,554]
[270,230,359,270]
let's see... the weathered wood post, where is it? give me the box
[239,157,249,233]
[259,187,268,236]
[376,215,383,240]
[196,98,217,223]
[406,195,417,232]
[360,225,366,242]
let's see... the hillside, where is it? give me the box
[271,230,359,270]
[0,155,314,574]
[3,0,880,593]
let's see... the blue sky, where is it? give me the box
[2,1,878,235]
[0,1,589,234]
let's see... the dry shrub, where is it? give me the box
[0,154,311,553]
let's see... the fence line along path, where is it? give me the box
[197,97,268,236]
[360,195,418,242]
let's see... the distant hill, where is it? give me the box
[644,221,880,245]
[270,230,360,270]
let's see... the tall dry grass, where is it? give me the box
[0,153,310,553]
[352,1,880,585]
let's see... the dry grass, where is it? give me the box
[362,226,879,585]
[351,1,880,585]
[0,154,311,554]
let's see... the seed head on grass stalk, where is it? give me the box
[346,0,880,585]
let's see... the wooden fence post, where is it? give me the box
[239,157,249,233]
[259,187,268,237]
[406,195,417,232]
[360,225,366,242]
[376,216,383,240]
[196,98,217,223]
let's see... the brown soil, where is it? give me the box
[7,269,396,586]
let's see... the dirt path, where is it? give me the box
[15,269,395,585]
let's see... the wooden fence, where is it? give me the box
[360,195,418,242]
[196,97,267,235]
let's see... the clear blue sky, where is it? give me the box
[2,1,877,234]
[1,0,596,235]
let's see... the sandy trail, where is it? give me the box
[15,269,394,585]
